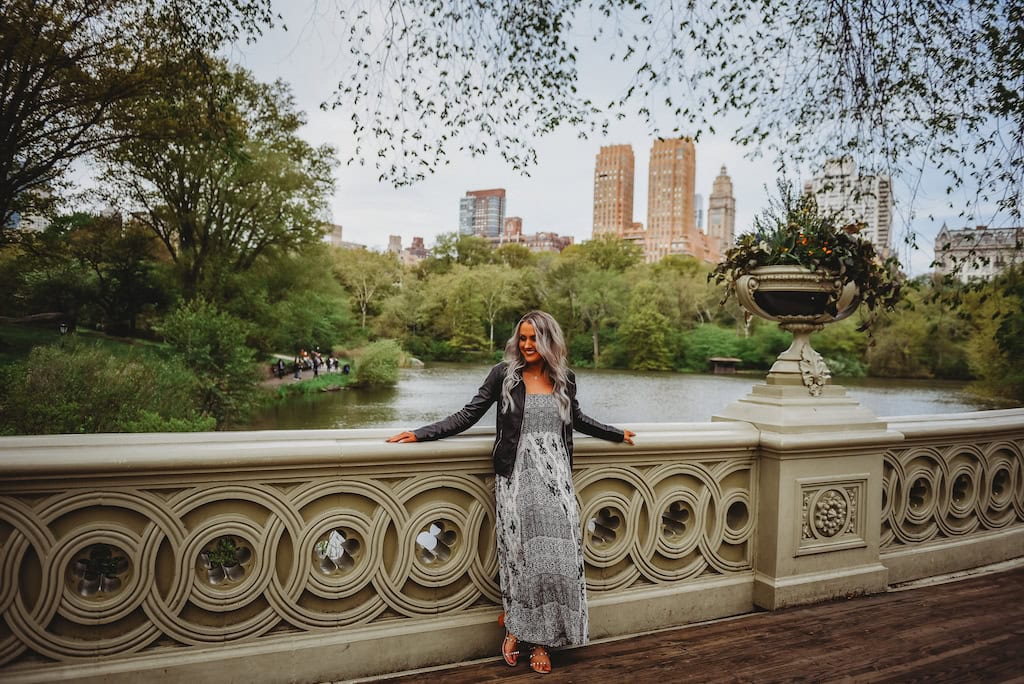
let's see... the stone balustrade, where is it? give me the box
[880,409,1024,583]
[0,409,1021,683]
[0,422,759,683]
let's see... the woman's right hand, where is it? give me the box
[386,431,418,443]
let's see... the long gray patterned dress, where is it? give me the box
[495,393,588,648]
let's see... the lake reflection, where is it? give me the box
[242,364,1012,431]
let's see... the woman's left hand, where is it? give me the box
[386,431,418,443]
[623,430,636,445]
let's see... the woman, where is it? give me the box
[387,311,636,674]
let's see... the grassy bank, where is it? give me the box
[0,323,172,365]
[270,370,354,398]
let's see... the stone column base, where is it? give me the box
[753,562,890,610]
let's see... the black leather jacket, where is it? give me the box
[412,362,625,477]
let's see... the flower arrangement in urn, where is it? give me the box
[709,180,903,329]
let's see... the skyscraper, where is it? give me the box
[707,166,736,257]
[694,193,704,229]
[803,158,893,255]
[645,138,697,262]
[459,189,506,238]
[592,144,635,237]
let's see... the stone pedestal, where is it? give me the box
[715,383,903,609]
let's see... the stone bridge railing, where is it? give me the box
[0,408,1022,683]
[881,410,1024,583]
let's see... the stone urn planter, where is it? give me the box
[734,265,860,396]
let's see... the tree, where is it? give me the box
[66,213,166,334]
[328,1,1022,225]
[101,57,335,300]
[7,219,95,322]
[572,234,643,273]
[421,265,488,353]
[963,268,1024,400]
[617,301,674,372]
[332,247,401,329]
[542,251,588,337]
[226,248,354,354]
[494,243,537,269]
[575,268,627,366]
[421,232,495,274]
[680,325,740,373]
[0,0,275,236]
[159,297,259,426]
[648,256,719,326]
[472,264,524,349]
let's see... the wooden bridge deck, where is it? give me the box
[371,566,1024,683]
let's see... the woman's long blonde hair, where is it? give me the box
[501,311,571,423]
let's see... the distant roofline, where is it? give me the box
[464,188,506,198]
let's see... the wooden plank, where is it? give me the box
[376,568,1024,683]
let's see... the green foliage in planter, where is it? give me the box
[710,180,904,329]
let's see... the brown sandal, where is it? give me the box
[529,646,551,674]
[501,633,519,667]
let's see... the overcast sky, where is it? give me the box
[225,3,1001,276]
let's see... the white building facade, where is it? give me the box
[803,158,893,256]
[934,224,1023,279]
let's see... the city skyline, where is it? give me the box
[223,4,996,276]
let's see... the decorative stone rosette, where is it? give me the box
[797,478,867,555]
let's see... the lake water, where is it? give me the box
[242,364,1013,431]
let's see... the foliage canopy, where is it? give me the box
[328,0,1022,226]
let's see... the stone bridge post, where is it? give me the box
[716,380,904,608]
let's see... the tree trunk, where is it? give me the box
[592,321,600,367]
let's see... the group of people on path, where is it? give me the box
[272,348,350,380]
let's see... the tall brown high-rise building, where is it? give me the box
[707,165,736,259]
[645,138,697,262]
[592,144,635,237]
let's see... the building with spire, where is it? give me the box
[707,165,736,258]
[592,145,635,238]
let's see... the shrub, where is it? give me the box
[618,306,673,371]
[159,298,260,425]
[679,325,740,372]
[353,340,403,387]
[0,344,212,435]
[735,325,791,369]
[822,355,868,378]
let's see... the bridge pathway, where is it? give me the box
[366,565,1024,683]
